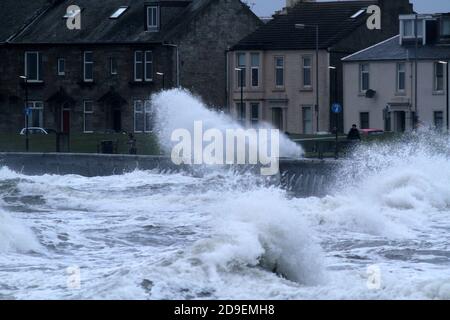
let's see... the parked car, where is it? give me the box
[359,129,384,136]
[19,127,55,135]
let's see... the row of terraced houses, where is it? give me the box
[1,0,449,137]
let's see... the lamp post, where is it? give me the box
[235,67,244,125]
[156,72,165,90]
[296,23,319,132]
[20,75,29,152]
[438,61,449,131]
[329,66,339,158]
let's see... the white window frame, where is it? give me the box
[302,106,313,134]
[147,6,160,31]
[134,51,143,82]
[236,52,246,88]
[134,100,144,132]
[401,19,424,39]
[397,62,406,92]
[26,101,44,127]
[434,61,445,92]
[302,55,312,88]
[250,102,260,127]
[57,58,65,76]
[25,51,41,82]
[250,53,260,88]
[275,56,284,88]
[110,57,118,75]
[83,51,93,82]
[83,101,94,133]
[144,51,153,82]
[236,102,246,125]
[144,100,153,132]
[359,63,370,93]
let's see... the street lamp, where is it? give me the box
[296,23,320,132]
[235,67,244,125]
[438,61,449,131]
[20,75,29,152]
[329,66,339,158]
[156,72,165,90]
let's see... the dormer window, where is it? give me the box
[442,17,450,37]
[147,6,160,31]
[402,19,423,38]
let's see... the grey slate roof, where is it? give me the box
[10,0,217,44]
[0,0,51,43]
[342,35,450,62]
[232,0,378,50]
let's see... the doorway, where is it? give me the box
[62,109,70,134]
[394,111,406,132]
[272,108,283,130]
[113,109,122,132]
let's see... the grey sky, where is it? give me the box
[249,0,450,17]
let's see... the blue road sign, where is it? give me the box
[331,103,342,114]
[24,108,31,116]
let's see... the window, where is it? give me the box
[351,9,365,19]
[144,100,153,132]
[134,100,144,132]
[110,58,117,75]
[236,103,246,125]
[145,51,153,81]
[110,6,128,19]
[25,52,41,81]
[442,17,450,36]
[134,51,143,81]
[134,51,152,82]
[302,106,313,134]
[251,53,260,87]
[250,103,259,127]
[435,62,445,92]
[275,57,284,87]
[434,111,444,130]
[134,100,153,132]
[360,112,370,129]
[402,19,423,38]
[359,63,370,92]
[26,101,44,127]
[236,53,246,88]
[147,6,160,31]
[302,56,312,87]
[57,58,65,76]
[83,51,93,82]
[83,101,94,133]
[397,63,406,92]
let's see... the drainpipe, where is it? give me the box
[447,61,449,131]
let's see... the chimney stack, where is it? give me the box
[286,0,316,9]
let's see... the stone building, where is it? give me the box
[0,0,261,135]
[227,0,413,135]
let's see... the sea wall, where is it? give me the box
[0,153,341,197]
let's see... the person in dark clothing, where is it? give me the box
[347,124,361,141]
[127,133,137,154]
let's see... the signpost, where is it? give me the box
[331,103,342,159]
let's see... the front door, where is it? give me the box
[62,109,70,134]
[113,109,122,132]
[394,111,406,132]
[272,108,283,130]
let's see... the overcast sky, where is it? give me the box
[249,0,450,17]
